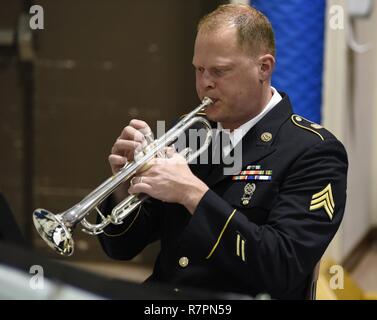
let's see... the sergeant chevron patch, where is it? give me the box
[309,183,335,220]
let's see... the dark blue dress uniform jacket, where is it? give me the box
[98,93,348,299]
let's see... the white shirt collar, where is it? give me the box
[217,86,282,150]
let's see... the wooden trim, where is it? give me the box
[342,227,377,272]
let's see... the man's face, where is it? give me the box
[193,27,264,130]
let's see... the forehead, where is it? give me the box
[193,27,246,66]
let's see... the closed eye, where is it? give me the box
[211,67,231,77]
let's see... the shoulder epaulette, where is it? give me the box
[291,114,325,141]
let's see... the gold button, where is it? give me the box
[261,132,272,142]
[179,257,189,268]
[179,256,189,268]
[295,116,302,122]
[242,199,250,206]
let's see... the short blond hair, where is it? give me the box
[197,4,275,57]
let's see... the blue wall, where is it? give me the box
[252,0,326,123]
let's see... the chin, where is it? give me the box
[205,105,221,121]
[206,112,227,124]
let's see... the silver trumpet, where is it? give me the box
[33,97,213,256]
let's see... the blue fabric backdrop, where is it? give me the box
[252,0,326,123]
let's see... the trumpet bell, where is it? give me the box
[33,209,74,256]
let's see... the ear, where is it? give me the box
[258,54,275,82]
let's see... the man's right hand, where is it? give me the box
[109,119,152,202]
[109,119,152,175]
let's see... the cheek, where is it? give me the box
[195,76,203,94]
[195,82,201,97]
[237,76,258,97]
[220,82,242,101]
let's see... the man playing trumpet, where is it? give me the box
[100,4,348,299]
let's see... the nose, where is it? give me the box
[198,70,215,90]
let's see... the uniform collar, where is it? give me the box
[251,91,292,146]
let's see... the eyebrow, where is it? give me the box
[192,63,233,69]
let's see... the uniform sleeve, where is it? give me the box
[180,138,348,297]
[97,195,163,260]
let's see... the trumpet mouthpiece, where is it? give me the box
[202,97,213,105]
